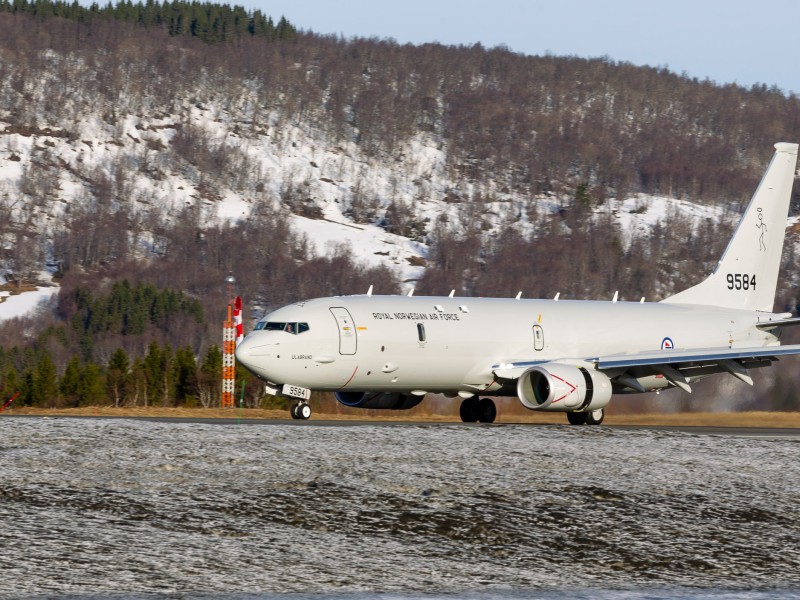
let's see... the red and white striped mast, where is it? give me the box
[221,272,238,408]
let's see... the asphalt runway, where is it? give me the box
[2,414,799,597]
[3,413,799,438]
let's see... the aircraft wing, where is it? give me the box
[493,344,800,392]
[590,344,800,369]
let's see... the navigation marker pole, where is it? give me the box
[222,306,236,408]
[221,272,237,409]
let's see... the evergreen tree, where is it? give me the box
[2,365,20,400]
[79,363,105,406]
[33,353,58,407]
[143,341,163,405]
[143,341,174,405]
[197,344,222,407]
[172,345,196,404]
[201,344,222,380]
[19,370,35,407]
[107,347,130,407]
[60,357,82,407]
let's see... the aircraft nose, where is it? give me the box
[234,338,252,366]
[235,335,276,374]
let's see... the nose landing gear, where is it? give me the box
[290,401,312,420]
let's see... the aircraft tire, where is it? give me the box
[585,408,604,425]
[459,397,479,423]
[567,411,588,425]
[289,401,301,419]
[477,398,497,423]
[298,403,312,420]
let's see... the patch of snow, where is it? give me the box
[290,214,427,284]
[0,287,59,322]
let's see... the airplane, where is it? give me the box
[236,142,800,424]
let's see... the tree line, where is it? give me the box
[0,280,263,408]
[0,0,296,43]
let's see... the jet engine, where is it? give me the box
[334,391,423,410]
[517,363,612,412]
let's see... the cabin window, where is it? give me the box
[264,321,311,335]
[263,321,309,334]
[417,323,426,342]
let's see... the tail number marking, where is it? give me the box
[726,273,756,290]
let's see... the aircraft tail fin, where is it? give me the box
[662,142,798,312]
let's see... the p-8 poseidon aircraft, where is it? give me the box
[236,142,800,424]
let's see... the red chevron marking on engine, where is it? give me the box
[551,373,577,403]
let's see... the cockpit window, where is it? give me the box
[260,322,310,334]
[254,321,266,331]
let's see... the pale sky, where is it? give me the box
[237,0,800,95]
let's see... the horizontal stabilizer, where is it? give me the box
[755,317,800,330]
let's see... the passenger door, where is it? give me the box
[330,307,357,355]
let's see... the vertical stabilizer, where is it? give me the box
[662,142,798,311]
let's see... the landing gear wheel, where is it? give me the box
[585,408,604,425]
[289,401,301,419]
[459,397,479,422]
[297,402,312,420]
[477,398,497,423]
[567,411,588,425]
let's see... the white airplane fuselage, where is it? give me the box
[236,295,778,394]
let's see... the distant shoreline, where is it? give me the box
[2,407,799,428]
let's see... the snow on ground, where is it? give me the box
[609,194,728,247]
[290,213,427,285]
[0,287,59,322]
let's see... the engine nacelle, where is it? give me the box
[517,363,612,412]
[334,391,423,410]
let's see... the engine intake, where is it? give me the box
[517,363,612,412]
[334,391,422,410]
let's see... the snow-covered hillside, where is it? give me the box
[0,101,744,294]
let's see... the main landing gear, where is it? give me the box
[290,400,312,420]
[459,397,497,423]
[566,408,605,426]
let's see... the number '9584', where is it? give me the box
[726,273,756,290]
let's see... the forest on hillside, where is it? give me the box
[0,5,800,410]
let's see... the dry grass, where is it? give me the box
[3,406,799,427]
